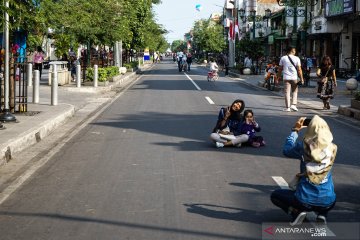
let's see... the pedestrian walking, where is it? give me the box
[186,53,192,71]
[210,99,249,148]
[271,115,337,226]
[278,46,304,112]
[316,56,337,110]
[223,54,229,76]
[33,46,45,78]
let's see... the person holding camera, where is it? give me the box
[278,46,304,112]
[270,115,337,226]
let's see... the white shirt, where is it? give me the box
[279,54,301,80]
[209,62,218,71]
[244,57,252,68]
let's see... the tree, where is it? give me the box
[1,0,167,61]
[236,32,264,63]
[171,40,186,53]
[191,19,226,58]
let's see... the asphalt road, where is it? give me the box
[0,60,359,240]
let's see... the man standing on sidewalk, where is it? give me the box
[278,46,304,112]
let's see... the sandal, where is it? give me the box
[326,103,330,109]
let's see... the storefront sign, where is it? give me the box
[325,0,354,17]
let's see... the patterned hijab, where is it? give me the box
[302,115,337,185]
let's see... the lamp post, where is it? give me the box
[238,8,265,40]
[250,9,256,40]
[277,0,318,48]
[0,0,16,122]
[264,8,271,28]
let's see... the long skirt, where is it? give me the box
[317,81,334,100]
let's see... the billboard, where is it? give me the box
[325,0,354,17]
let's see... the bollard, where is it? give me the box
[51,64,58,106]
[27,63,33,87]
[33,70,40,103]
[76,64,81,88]
[94,65,98,88]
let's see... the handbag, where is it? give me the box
[318,67,331,83]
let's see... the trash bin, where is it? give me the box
[48,61,71,86]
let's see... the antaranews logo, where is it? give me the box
[263,226,274,235]
[262,224,331,239]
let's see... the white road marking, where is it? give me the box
[205,96,215,105]
[272,176,290,189]
[184,73,201,91]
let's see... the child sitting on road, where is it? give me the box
[240,109,265,148]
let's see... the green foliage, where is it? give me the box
[192,19,226,55]
[171,40,187,52]
[236,32,264,61]
[106,66,120,78]
[86,66,120,82]
[53,34,72,58]
[123,61,138,69]
[2,0,166,59]
[354,91,360,101]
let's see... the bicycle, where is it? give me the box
[336,57,359,79]
[207,71,219,81]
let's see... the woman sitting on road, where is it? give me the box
[210,99,249,148]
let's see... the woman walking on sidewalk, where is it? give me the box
[33,46,45,78]
[316,56,337,110]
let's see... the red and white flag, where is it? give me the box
[234,20,239,39]
[228,21,233,41]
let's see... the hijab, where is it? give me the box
[303,115,337,185]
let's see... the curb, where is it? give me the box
[61,71,138,93]
[0,64,153,166]
[0,104,75,165]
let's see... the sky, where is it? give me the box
[153,0,224,43]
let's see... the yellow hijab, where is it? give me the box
[303,115,337,185]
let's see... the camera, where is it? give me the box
[303,118,311,126]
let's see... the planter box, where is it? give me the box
[111,74,122,82]
[351,99,360,110]
[83,81,109,86]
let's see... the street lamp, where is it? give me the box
[250,9,256,40]
[277,0,318,47]
[238,9,265,40]
[264,9,272,27]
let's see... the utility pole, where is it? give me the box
[0,0,16,122]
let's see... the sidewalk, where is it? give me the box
[228,71,357,115]
[0,64,151,165]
